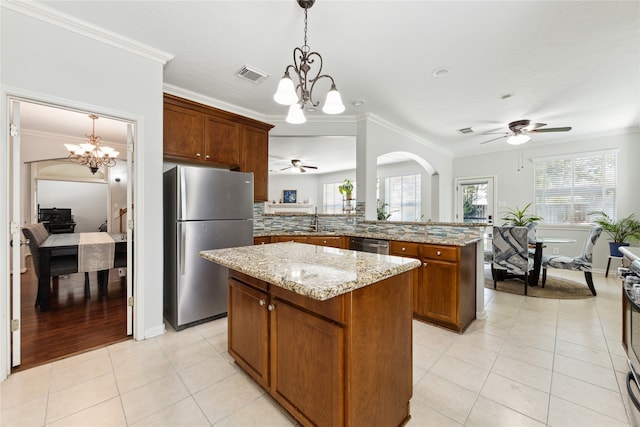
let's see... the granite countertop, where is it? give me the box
[620,246,640,262]
[253,230,481,246]
[200,242,421,301]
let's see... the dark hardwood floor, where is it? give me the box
[12,260,130,372]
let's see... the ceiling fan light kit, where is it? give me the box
[274,0,345,124]
[507,133,531,145]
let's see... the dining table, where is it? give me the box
[529,237,576,285]
[37,232,127,311]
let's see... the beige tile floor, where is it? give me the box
[0,269,634,426]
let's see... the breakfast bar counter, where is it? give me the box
[200,242,420,427]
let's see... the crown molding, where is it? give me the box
[2,1,173,65]
[364,113,455,158]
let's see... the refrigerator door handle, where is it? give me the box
[179,167,187,219]
[179,224,186,275]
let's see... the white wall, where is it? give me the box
[1,3,169,378]
[37,180,108,232]
[453,130,640,271]
[357,115,454,221]
[269,174,319,206]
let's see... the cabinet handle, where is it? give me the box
[423,262,428,267]
[323,240,327,244]
[205,154,210,159]
[436,251,442,256]
[402,247,406,252]
[196,153,201,158]
[268,303,276,311]
[259,298,266,306]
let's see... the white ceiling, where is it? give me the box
[17,1,640,175]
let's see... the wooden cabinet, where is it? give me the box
[390,241,476,332]
[274,235,308,244]
[228,277,269,388]
[307,236,342,248]
[253,236,271,245]
[204,115,240,165]
[163,102,204,161]
[240,125,269,201]
[227,269,413,426]
[163,94,273,201]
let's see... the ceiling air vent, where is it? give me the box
[236,65,269,84]
[458,127,474,134]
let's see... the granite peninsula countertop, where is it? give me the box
[253,230,482,246]
[200,242,422,301]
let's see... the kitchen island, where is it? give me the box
[200,242,421,427]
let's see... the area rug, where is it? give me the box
[484,269,593,299]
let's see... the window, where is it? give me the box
[322,181,356,214]
[383,174,421,221]
[534,151,616,224]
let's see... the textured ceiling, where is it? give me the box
[15,1,640,174]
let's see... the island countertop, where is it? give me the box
[200,241,421,301]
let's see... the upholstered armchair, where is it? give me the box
[492,226,534,295]
[541,225,603,296]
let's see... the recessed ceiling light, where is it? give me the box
[432,67,450,78]
[352,100,365,107]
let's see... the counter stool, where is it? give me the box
[606,255,623,277]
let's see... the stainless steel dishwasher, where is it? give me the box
[349,237,389,255]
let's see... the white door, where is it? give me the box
[126,123,134,335]
[10,101,22,367]
[455,176,496,224]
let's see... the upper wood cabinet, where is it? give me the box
[163,94,273,201]
[240,125,269,201]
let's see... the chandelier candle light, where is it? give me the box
[64,114,119,175]
[273,0,345,124]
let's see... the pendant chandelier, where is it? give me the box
[64,114,119,175]
[273,0,345,124]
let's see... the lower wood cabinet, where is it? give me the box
[307,236,342,248]
[390,241,476,332]
[227,269,413,426]
[253,236,271,245]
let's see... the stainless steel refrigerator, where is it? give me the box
[163,165,254,330]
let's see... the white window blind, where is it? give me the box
[322,182,355,214]
[384,174,421,221]
[534,151,616,224]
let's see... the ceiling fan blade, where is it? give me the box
[301,165,318,169]
[480,134,510,145]
[524,122,546,131]
[279,166,293,171]
[530,126,572,133]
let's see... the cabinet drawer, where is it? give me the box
[274,236,308,244]
[254,236,271,245]
[420,245,459,262]
[270,285,345,324]
[308,236,341,248]
[389,241,420,257]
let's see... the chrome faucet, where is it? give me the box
[312,206,318,232]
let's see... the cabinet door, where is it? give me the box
[270,299,344,427]
[163,103,204,160]
[240,126,269,201]
[420,259,458,327]
[204,115,240,166]
[308,236,341,248]
[228,278,269,388]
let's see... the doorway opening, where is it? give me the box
[9,99,134,372]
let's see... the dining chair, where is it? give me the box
[540,225,603,296]
[492,226,534,295]
[22,223,91,306]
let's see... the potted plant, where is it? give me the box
[501,203,543,226]
[338,179,354,200]
[377,202,391,221]
[590,211,640,257]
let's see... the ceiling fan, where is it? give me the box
[480,119,572,145]
[277,159,318,173]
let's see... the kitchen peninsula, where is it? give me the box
[200,242,420,427]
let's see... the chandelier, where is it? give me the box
[273,0,345,124]
[64,114,119,175]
